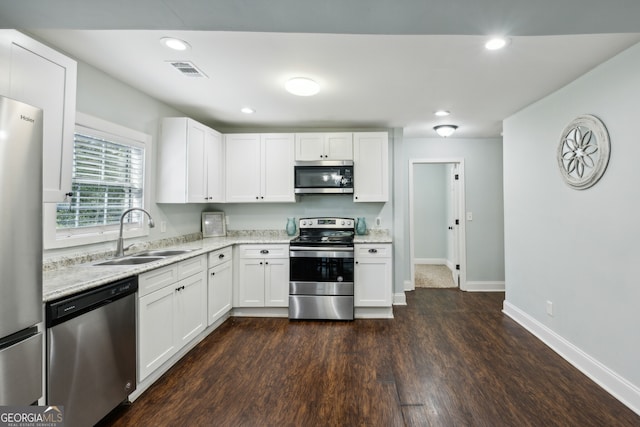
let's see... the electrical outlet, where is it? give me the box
[375,217,381,227]
[546,301,553,316]
[466,212,473,221]
[160,221,167,233]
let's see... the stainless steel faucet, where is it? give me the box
[115,208,155,257]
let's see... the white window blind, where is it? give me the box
[56,129,145,230]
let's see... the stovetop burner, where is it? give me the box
[290,217,355,247]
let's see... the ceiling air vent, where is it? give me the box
[167,61,208,78]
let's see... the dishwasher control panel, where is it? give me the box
[46,276,138,327]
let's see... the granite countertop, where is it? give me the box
[43,230,393,302]
[43,234,291,302]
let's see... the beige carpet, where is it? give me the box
[415,264,457,288]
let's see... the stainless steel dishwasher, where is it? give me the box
[46,276,137,427]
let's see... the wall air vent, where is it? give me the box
[167,61,208,78]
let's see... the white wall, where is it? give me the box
[393,135,505,291]
[503,42,640,410]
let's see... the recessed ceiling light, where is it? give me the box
[485,37,508,50]
[434,110,450,117]
[160,37,191,51]
[241,107,255,114]
[285,77,320,96]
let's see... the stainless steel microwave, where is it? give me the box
[294,160,354,194]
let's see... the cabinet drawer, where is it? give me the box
[139,264,179,297]
[239,245,289,259]
[178,254,206,280]
[355,244,391,258]
[208,246,233,268]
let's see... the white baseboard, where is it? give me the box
[404,280,414,291]
[355,307,394,319]
[393,292,407,306]
[464,281,505,292]
[503,301,640,416]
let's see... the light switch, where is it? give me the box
[466,212,473,221]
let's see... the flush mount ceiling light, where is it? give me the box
[285,77,320,96]
[434,125,458,138]
[240,107,255,114]
[160,37,191,51]
[485,37,509,50]
[434,110,450,117]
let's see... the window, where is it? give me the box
[45,113,152,249]
[56,129,145,229]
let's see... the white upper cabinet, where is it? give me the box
[0,30,77,202]
[295,132,353,161]
[353,132,389,202]
[157,117,224,203]
[225,133,294,203]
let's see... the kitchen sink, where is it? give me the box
[94,256,166,266]
[131,249,194,257]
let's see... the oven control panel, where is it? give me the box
[299,217,354,229]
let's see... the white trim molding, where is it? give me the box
[393,292,407,306]
[465,281,505,292]
[503,301,640,416]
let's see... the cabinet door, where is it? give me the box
[264,257,290,307]
[261,133,294,202]
[175,270,207,348]
[208,261,233,325]
[354,257,392,307]
[6,33,77,202]
[225,134,261,202]
[138,286,177,381]
[238,258,266,306]
[325,133,353,160]
[353,132,389,202]
[186,121,208,202]
[295,133,325,160]
[206,129,224,202]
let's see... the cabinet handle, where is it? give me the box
[260,249,269,254]
[211,272,215,276]
[176,285,185,292]
[265,261,269,265]
[355,196,358,200]
[218,253,225,259]
[355,261,359,264]
[260,262,263,265]
[368,248,378,254]
[256,196,259,199]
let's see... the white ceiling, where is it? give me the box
[3,1,640,137]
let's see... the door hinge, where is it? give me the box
[455,219,459,225]
[454,174,459,180]
[456,264,460,270]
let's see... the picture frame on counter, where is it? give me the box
[202,212,226,237]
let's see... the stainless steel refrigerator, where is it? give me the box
[0,95,44,405]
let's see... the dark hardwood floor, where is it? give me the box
[98,289,640,426]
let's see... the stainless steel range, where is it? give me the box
[289,217,355,320]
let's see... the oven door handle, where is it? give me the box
[290,249,354,258]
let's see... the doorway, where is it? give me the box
[408,158,467,291]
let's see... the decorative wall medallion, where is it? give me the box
[557,114,610,190]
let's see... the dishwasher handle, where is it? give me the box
[46,276,138,328]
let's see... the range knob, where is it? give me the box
[302,221,308,226]
[341,221,345,225]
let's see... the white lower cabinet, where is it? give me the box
[354,244,392,307]
[237,245,289,307]
[207,247,233,325]
[137,255,207,381]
